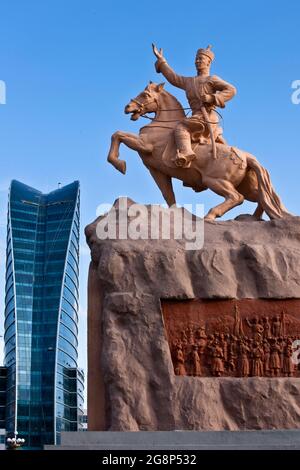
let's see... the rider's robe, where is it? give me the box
[155,57,236,140]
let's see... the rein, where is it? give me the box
[131,96,224,127]
[141,111,222,126]
[140,112,191,123]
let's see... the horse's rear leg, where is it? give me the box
[237,169,264,220]
[238,186,264,220]
[203,177,244,220]
[253,203,264,220]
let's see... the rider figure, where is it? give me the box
[152,44,236,168]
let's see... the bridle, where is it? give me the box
[130,96,159,116]
[130,95,188,125]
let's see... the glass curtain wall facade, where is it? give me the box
[0,367,7,429]
[0,429,5,450]
[4,180,83,449]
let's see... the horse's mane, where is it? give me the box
[160,88,185,112]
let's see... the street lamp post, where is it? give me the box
[6,431,25,450]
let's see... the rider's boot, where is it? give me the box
[175,150,196,168]
[174,125,196,168]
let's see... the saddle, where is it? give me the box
[162,134,247,171]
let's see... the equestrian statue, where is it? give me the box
[107,44,290,221]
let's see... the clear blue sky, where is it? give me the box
[0,1,299,399]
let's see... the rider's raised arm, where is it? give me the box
[155,58,186,89]
[210,75,237,108]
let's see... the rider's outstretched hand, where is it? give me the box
[152,43,164,61]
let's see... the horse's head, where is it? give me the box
[124,81,165,120]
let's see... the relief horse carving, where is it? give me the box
[107,82,290,221]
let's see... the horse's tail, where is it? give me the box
[246,153,292,219]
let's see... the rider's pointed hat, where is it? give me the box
[196,45,214,62]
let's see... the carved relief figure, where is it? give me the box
[187,325,194,345]
[246,316,264,341]
[262,316,271,339]
[238,339,250,377]
[189,345,202,377]
[219,333,228,364]
[206,334,215,368]
[251,341,264,377]
[280,311,289,337]
[174,344,187,376]
[269,338,282,377]
[263,339,271,376]
[283,340,294,377]
[196,325,207,340]
[196,325,207,355]
[211,340,225,377]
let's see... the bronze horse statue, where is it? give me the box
[107,82,290,221]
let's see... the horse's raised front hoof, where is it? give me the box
[109,159,126,174]
[116,160,126,174]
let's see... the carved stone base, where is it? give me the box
[174,377,300,430]
[85,199,300,431]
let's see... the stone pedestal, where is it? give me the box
[85,199,300,432]
[45,430,300,450]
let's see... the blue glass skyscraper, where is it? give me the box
[4,180,84,449]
